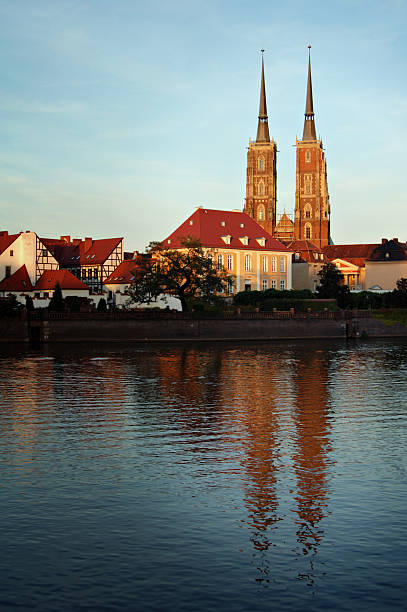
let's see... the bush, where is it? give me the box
[0,294,22,317]
[97,298,108,312]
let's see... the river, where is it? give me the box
[0,339,406,611]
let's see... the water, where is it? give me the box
[0,339,406,611]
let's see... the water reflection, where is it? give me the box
[1,341,406,611]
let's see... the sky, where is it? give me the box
[1,0,406,252]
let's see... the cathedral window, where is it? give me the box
[305,223,312,240]
[305,206,311,219]
[280,257,286,273]
[305,183,311,195]
[227,254,233,271]
[258,181,265,196]
[245,254,252,271]
[258,205,265,221]
[306,150,311,163]
[271,256,277,272]
[217,254,223,270]
[258,157,265,172]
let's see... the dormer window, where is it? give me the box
[189,220,194,226]
[385,252,390,258]
[240,223,244,228]
[168,239,171,244]
[221,235,232,245]
[220,221,226,227]
[295,253,300,260]
[239,236,249,246]
[256,238,266,247]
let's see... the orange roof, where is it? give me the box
[104,259,141,285]
[323,244,379,267]
[0,231,20,256]
[162,209,290,252]
[35,270,89,291]
[0,265,33,292]
[286,240,325,263]
[41,237,123,266]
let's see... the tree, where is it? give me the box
[48,282,64,311]
[127,238,231,312]
[25,295,34,311]
[97,297,108,312]
[396,278,407,292]
[316,262,350,307]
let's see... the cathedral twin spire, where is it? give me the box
[256,47,318,143]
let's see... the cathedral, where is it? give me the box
[244,49,331,249]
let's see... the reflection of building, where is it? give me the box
[291,351,333,582]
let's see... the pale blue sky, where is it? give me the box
[1,0,406,251]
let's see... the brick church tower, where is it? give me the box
[294,48,330,247]
[244,52,277,236]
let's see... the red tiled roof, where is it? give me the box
[162,209,290,252]
[104,259,141,285]
[41,237,123,266]
[0,231,20,256]
[35,270,89,291]
[323,244,379,268]
[0,265,33,292]
[286,240,325,263]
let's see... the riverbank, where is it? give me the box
[1,309,407,343]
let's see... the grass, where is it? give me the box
[372,309,407,327]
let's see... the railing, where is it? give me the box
[27,308,372,322]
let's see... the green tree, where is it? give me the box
[396,278,407,292]
[316,262,350,307]
[127,238,231,313]
[48,282,64,311]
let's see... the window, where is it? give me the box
[220,221,226,227]
[239,236,249,246]
[93,269,99,278]
[43,292,49,299]
[305,150,311,163]
[280,257,286,272]
[217,254,223,270]
[258,205,265,221]
[258,157,265,172]
[9,250,13,257]
[280,280,285,290]
[271,279,276,289]
[262,255,268,272]
[208,252,213,262]
[305,223,312,240]
[305,183,311,195]
[245,254,251,271]
[227,278,234,293]
[271,256,277,272]
[258,182,264,196]
[304,205,312,219]
[189,220,194,225]
[244,280,251,291]
[240,223,245,228]
[42,249,47,257]
[167,239,171,244]
[320,254,324,260]
[295,252,300,260]
[314,253,318,260]
[5,266,11,278]
[227,254,233,271]
[262,279,268,291]
[221,235,231,245]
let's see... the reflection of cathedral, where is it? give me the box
[245,48,331,249]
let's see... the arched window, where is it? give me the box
[227,254,233,271]
[258,181,264,196]
[271,256,277,272]
[217,253,223,270]
[245,254,252,271]
[262,255,268,272]
[258,204,265,221]
[304,204,312,219]
[280,256,286,273]
[305,150,311,163]
[305,223,312,240]
[258,157,265,172]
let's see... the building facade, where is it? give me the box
[294,49,330,247]
[244,53,277,236]
[162,208,292,294]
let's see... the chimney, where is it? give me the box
[393,238,398,242]
[0,231,8,237]
[381,238,388,244]
[84,237,92,252]
[60,235,71,243]
[72,238,81,246]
